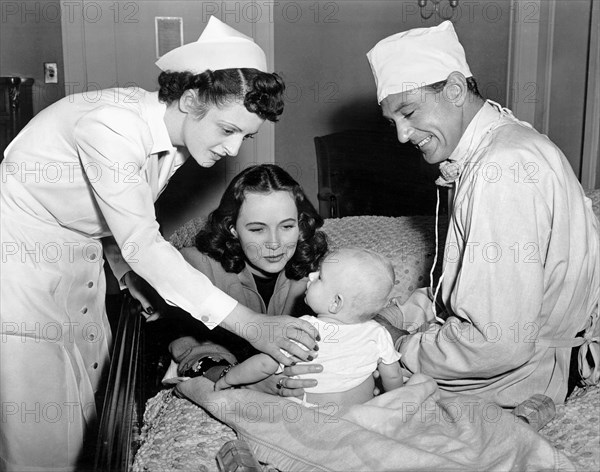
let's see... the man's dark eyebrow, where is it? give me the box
[394,102,411,114]
[384,102,409,119]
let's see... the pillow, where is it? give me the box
[169,216,206,250]
[322,215,444,303]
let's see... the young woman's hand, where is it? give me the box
[122,271,165,321]
[219,305,320,365]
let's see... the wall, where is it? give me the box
[0,0,65,114]
[273,0,512,207]
[546,0,592,179]
[60,1,275,237]
[509,0,597,186]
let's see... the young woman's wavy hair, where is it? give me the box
[195,164,328,280]
[158,69,285,122]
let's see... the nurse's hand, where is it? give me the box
[219,305,319,365]
[246,364,322,397]
[122,271,164,321]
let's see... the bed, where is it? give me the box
[97,189,600,472]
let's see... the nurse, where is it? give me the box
[0,17,317,471]
[367,22,599,408]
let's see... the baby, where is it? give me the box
[214,247,403,409]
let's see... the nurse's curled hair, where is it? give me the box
[195,164,328,280]
[158,69,285,122]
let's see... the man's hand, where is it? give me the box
[219,305,320,365]
[246,363,323,397]
[374,314,410,345]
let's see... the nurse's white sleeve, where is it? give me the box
[399,166,549,382]
[102,236,131,289]
[74,106,237,328]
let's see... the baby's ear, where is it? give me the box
[329,294,343,314]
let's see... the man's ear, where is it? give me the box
[179,89,198,114]
[329,294,343,314]
[444,71,468,106]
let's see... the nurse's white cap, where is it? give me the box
[156,16,267,73]
[366,21,472,104]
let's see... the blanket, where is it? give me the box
[176,375,575,472]
[131,188,600,471]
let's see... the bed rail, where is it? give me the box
[94,294,144,472]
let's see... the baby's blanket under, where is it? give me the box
[176,374,574,471]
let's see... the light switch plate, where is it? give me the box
[44,62,58,83]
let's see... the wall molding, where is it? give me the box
[507,0,542,127]
[508,0,598,187]
[60,1,86,93]
[250,0,275,165]
[538,0,556,136]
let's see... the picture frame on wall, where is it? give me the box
[155,17,183,59]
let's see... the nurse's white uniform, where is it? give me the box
[0,88,237,471]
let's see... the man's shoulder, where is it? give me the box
[484,117,557,159]
[469,120,563,178]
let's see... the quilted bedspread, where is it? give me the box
[133,189,600,472]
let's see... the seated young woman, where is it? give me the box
[168,164,376,399]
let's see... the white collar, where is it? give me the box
[141,91,173,155]
[436,100,504,187]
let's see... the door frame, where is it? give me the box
[507,0,599,188]
[581,0,599,189]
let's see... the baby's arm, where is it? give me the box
[377,360,404,392]
[214,354,279,391]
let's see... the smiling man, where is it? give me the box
[367,21,599,408]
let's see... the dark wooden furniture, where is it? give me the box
[94,294,144,472]
[94,294,180,472]
[0,77,34,159]
[314,129,447,218]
